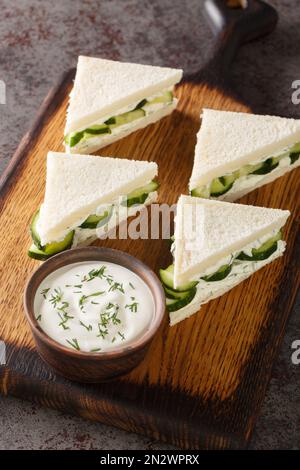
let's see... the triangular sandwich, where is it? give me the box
[189,109,300,201]
[64,56,183,154]
[28,152,158,260]
[160,195,290,325]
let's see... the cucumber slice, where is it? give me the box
[84,124,111,135]
[238,165,254,177]
[124,180,159,207]
[105,109,145,127]
[236,231,281,261]
[41,231,74,256]
[237,241,278,261]
[166,288,197,312]
[28,244,50,261]
[28,230,74,260]
[135,99,148,109]
[190,186,210,198]
[210,174,236,197]
[290,151,300,165]
[81,125,111,143]
[30,209,43,250]
[271,155,282,165]
[249,157,279,175]
[159,264,198,292]
[65,131,84,148]
[65,125,111,148]
[80,206,113,229]
[201,264,232,282]
[242,151,288,176]
[290,141,300,153]
[164,285,192,300]
[146,90,173,106]
[126,192,148,207]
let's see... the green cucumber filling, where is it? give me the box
[65,90,174,148]
[28,181,158,260]
[28,232,74,261]
[161,231,283,312]
[191,141,300,198]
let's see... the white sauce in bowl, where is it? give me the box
[34,261,154,353]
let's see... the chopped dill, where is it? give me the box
[49,287,63,307]
[118,331,126,341]
[125,301,138,313]
[79,320,92,332]
[66,338,80,351]
[79,291,105,311]
[40,288,50,299]
[108,282,124,294]
[82,266,107,282]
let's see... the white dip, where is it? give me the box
[34,261,154,353]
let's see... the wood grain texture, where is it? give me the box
[0,72,299,449]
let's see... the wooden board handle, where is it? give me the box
[187,0,278,84]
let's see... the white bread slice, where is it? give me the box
[174,195,290,287]
[65,56,183,134]
[38,152,158,245]
[189,108,300,190]
[66,100,177,154]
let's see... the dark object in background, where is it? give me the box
[201,0,278,81]
[227,0,248,8]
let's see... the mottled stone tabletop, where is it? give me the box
[0,0,299,450]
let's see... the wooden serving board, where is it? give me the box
[0,1,299,450]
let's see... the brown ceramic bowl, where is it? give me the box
[24,247,165,383]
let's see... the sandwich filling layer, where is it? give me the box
[190,141,300,200]
[160,228,285,325]
[29,182,158,261]
[72,191,158,247]
[65,89,176,153]
[169,239,285,325]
